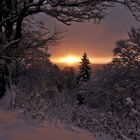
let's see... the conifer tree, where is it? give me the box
[75,53,91,105]
[78,53,91,82]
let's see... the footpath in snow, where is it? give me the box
[0,109,96,140]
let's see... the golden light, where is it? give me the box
[51,55,112,65]
[93,57,112,64]
[65,56,79,64]
[52,55,80,65]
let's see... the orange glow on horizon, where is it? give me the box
[51,55,112,65]
[52,55,80,65]
[92,57,112,64]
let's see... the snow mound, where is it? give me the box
[0,109,95,140]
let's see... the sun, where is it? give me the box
[53,55,80,65]
[65,56,79,64]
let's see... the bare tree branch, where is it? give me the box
[0,39,20,58]
[0,0,139,52]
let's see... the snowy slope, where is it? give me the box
[0,109,96,140]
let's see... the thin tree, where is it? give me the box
[78,53,91,82]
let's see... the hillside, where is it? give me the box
[55,62,105,71]
[0,109,96,140]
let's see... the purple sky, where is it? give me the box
[40,6,139,63]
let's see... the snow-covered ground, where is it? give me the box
[0,109,96,140]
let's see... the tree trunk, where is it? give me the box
[15,11,25,39]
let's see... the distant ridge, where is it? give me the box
[54,62,106,71]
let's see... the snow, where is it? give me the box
[0,109,96,140]
[125,97,133,107]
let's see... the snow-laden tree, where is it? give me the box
[113,27,140,69]
[0,0,140,42]
[0,21,61,108]
[74,53,91,105]
[78,53,91,82]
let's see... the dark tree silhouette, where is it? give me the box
[78,53,91,82]
[0,0,140,45]
[113,27,140,69]
[0,21,61,99]
[62,67,76,89]
[0,64,8,99]
[74,53,91,105]
[0,0,139,65]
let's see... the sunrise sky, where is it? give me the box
[40,5,139,64]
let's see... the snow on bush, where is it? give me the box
[14,89,140,140]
